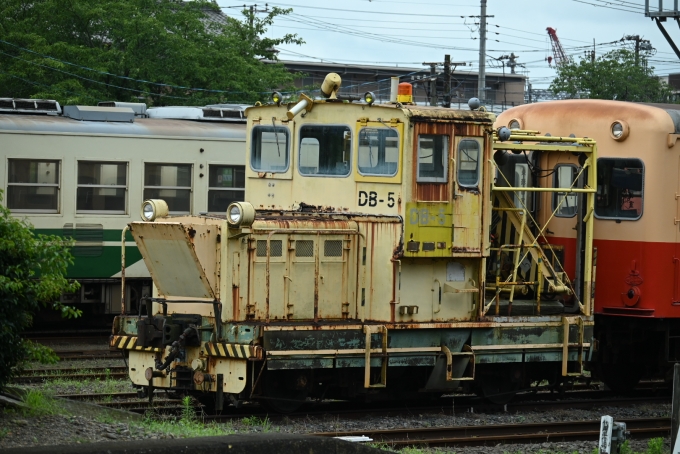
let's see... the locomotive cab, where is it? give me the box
[111,74,596,410]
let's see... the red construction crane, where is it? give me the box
[546,27,571,67]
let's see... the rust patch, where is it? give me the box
[452,247,481,253]
[187,227,196,238]
[232,285,240,321]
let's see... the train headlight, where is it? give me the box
[363,91,376,105]
[227,201,255,228]
[508,119,522,130]
[271,92,282,106]
[140,199,169,222]
[610,120,629,141]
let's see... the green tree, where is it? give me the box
[0,191,80,390]
[0,0,303,106]
[550,49,671,102]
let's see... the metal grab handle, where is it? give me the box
[433,279,442,314]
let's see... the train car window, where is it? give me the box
[251,126,289,173]
[514,163,530,209]
[595,158,644,220]
[144,164,192,214]
[7,159,60,213]
[298,125,351,177]
[76,161,127,214]
[552,164,578,217]
[457,139,480,187]
[357,127,399,176]
[417,134,449,183]
[208,165,245,213]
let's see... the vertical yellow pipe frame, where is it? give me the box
[121,225,129,315]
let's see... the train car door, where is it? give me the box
[452,134,485,254]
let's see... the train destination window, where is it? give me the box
[595,158,644,220]
[417,134,449,183]
[144,163,192,213]
[208,165,244,213]
[298,125,351,176]
[7,159,60,212]
[251,126,289,173]
[457,139,480,187]
[76,161,127,214]
[358,127,399,176]
[552,164,578,217]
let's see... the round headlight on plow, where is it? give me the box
[226,201,255,227]
[140,199,169,222]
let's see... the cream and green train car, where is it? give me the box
[0,99,246,330]
[111,75,597,411]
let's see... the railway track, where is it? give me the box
[53,349,122,361]
[14,366,127,383]
[312,417,671,448]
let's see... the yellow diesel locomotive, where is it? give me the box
[111,75,597,411]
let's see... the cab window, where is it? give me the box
[553,164,578,217]
[457,139,480,187]
[417,134,448,183]
[358,128,399,176]
[595,158,644,220]
[251,126,289,173]
[299,125,351,177]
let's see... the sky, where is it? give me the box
[216,0,680,90]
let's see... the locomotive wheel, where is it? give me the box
[478,366,521,405]
[599,363,644,394]
[261,372,308,414]
[480,378,520,405]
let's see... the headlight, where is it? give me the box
[226,201,255,227]
[271,91,282,105]
[140,199,169,222]
[508,119,521,130]
[610,120,629,141]
[363,91,376,105]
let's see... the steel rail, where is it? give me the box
[312,417,670,447]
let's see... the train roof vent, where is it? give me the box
[201,107,246,122]
[98,101,147,117]
[146,104,248,122]
[0,98,62,115]
[62,105,136,122]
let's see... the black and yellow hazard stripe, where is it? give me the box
[205,342,263,360]
[110,335,161,352]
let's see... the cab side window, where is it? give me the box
[357,128,399,176]
[251,126,289,173]
[595,158,644,220]
[457,139,480,187]
[553,164,578,218]
[417,134,448,183]
[298,125,351,177]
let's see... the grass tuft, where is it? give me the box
[21,389,59,417]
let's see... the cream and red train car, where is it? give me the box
[496,100,680,390]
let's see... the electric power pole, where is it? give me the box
[428,63,437,106]
[444,54,451,108]
[246,3,269,31]
[624,35,651,66]
[422,58,466,107]
[478,0,487,103]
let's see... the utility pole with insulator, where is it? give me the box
[624,35,652,66]
[245,3,269,32]
[478,0,487,103]
[444,54,451,108]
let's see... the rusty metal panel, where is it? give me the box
[129,222,218,299]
